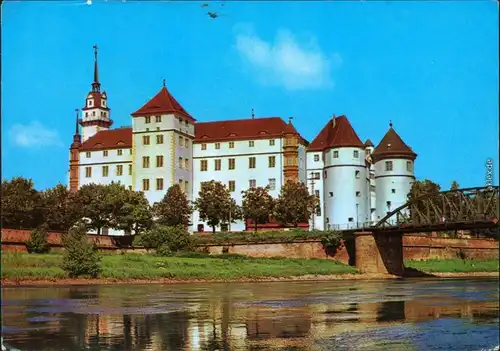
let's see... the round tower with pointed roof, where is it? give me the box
[307,115,369,230]
[80,45,112,142]
[372,122,417,223]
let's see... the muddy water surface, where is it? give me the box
[2,278,499,350]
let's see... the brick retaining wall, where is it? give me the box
[1,228,498,261]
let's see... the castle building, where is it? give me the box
[68,47,417,234]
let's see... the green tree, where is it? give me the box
[241,186,274,232]
[135,225,194,255]
[75,183,124,235]
[1,177,43,229]
[40,184,81,232]
[194,180,241,233]
[274,181,317,227]
[407,179,441,202]
[61,223,101,278]
[153,184,192,227]
[450,180,460,191]
[111,189,153,235]
[26,225,51,254]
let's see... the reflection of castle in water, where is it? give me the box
[2,285,499,351]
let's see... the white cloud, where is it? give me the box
[235,27,342,91]
[9,121,63,148]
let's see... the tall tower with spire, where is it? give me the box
[69,109,82,193]
[80,45,112,142]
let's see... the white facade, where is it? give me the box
[131,113,195,204]
[374,158,415,223]
[192,137,286,232]
[306,151,325,230]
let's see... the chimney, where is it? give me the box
[332,114,336,127]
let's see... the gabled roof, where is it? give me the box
[194,117,308,144]
[131,86,195,122]
[79,128,132,151]
[364,139,374,147]
[371,125,417,162]
[308,115,364,151]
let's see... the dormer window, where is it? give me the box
[102,100,106,107]
[88,100,93,107]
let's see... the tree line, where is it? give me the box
[1,177,318,234]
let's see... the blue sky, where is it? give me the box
[2,0,498,190]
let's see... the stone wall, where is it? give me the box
[1,229,498,262]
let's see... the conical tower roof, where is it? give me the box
[372,123,417,162]
[308,115,364,151]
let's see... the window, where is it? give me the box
[88,100,93,107]
[116,165,123,176]
[128,164,132,175]
[316,207,321,216]
[268,178,276,190]
[333,150,339,158]
[215,143,221,149]
[249,157,256,169]
[92,111,96,116]
[184,181,189,193]
[386,201,392,209]
[392,189,396,194]
[102,166,109,177]
[385,161,393,171]
[366,149,371,156]
[324,170,328,178]
[269,139,275,146]
[314,154,320,162]
[85,167,92,177]
[156,178,164,190]
[201,160,208,171]
[348,217,354,222]
[179,157,183,169]
[103,150,108,157]
[314,172,320,180]
[128,186,132,190]
[407,161,412,172]
[156,155,164,167]
[315,190,320,198]
[85,112,89,117]
[214,159,221,171]
[268,156,276,168]
[184,159,189,170]
[179,179,183,187]
[356,191,361,197]
[228,158,235,170]
[143,135,150,145]
[249,140,255,147]
[156,134,164,144]
[155,115,162,123]
[179,136,183,146]
[117,149,123,156]
[249,179,256,188]
[355,170,360,179]
[329,192,333,197]
[130,149,133,155]
[142,178,150,191]
[201,143,207,150]
[145,116,151,124]
[353,150,359,158]
[228,180,235,192]
[142,156,150,168]
[185,139,189,148]
[229,142,234,148]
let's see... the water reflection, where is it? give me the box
[2,279,499,351]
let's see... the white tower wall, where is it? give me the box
[323,147,368,230]
[306,151,325,230]
[374,158,415,223]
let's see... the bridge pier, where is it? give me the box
[354,231,404,276]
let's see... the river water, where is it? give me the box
[1,278,499,351]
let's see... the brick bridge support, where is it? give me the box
[354,231,404,276]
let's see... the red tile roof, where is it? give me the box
[79,128,132,151]
[364,139,374,147]
[308,115,364,151]
[82,91,109,111]
[194,117,308,144]
[131,86,195,122]
[371,125,417,162]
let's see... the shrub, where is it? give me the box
[136,225,194,255]
[26,226,50,254]
[61,224,101,278]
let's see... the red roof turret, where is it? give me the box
[371,122,417,162]
[308,115,364,151]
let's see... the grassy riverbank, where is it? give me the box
[1,252,358,281]
[405,259,499,273]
